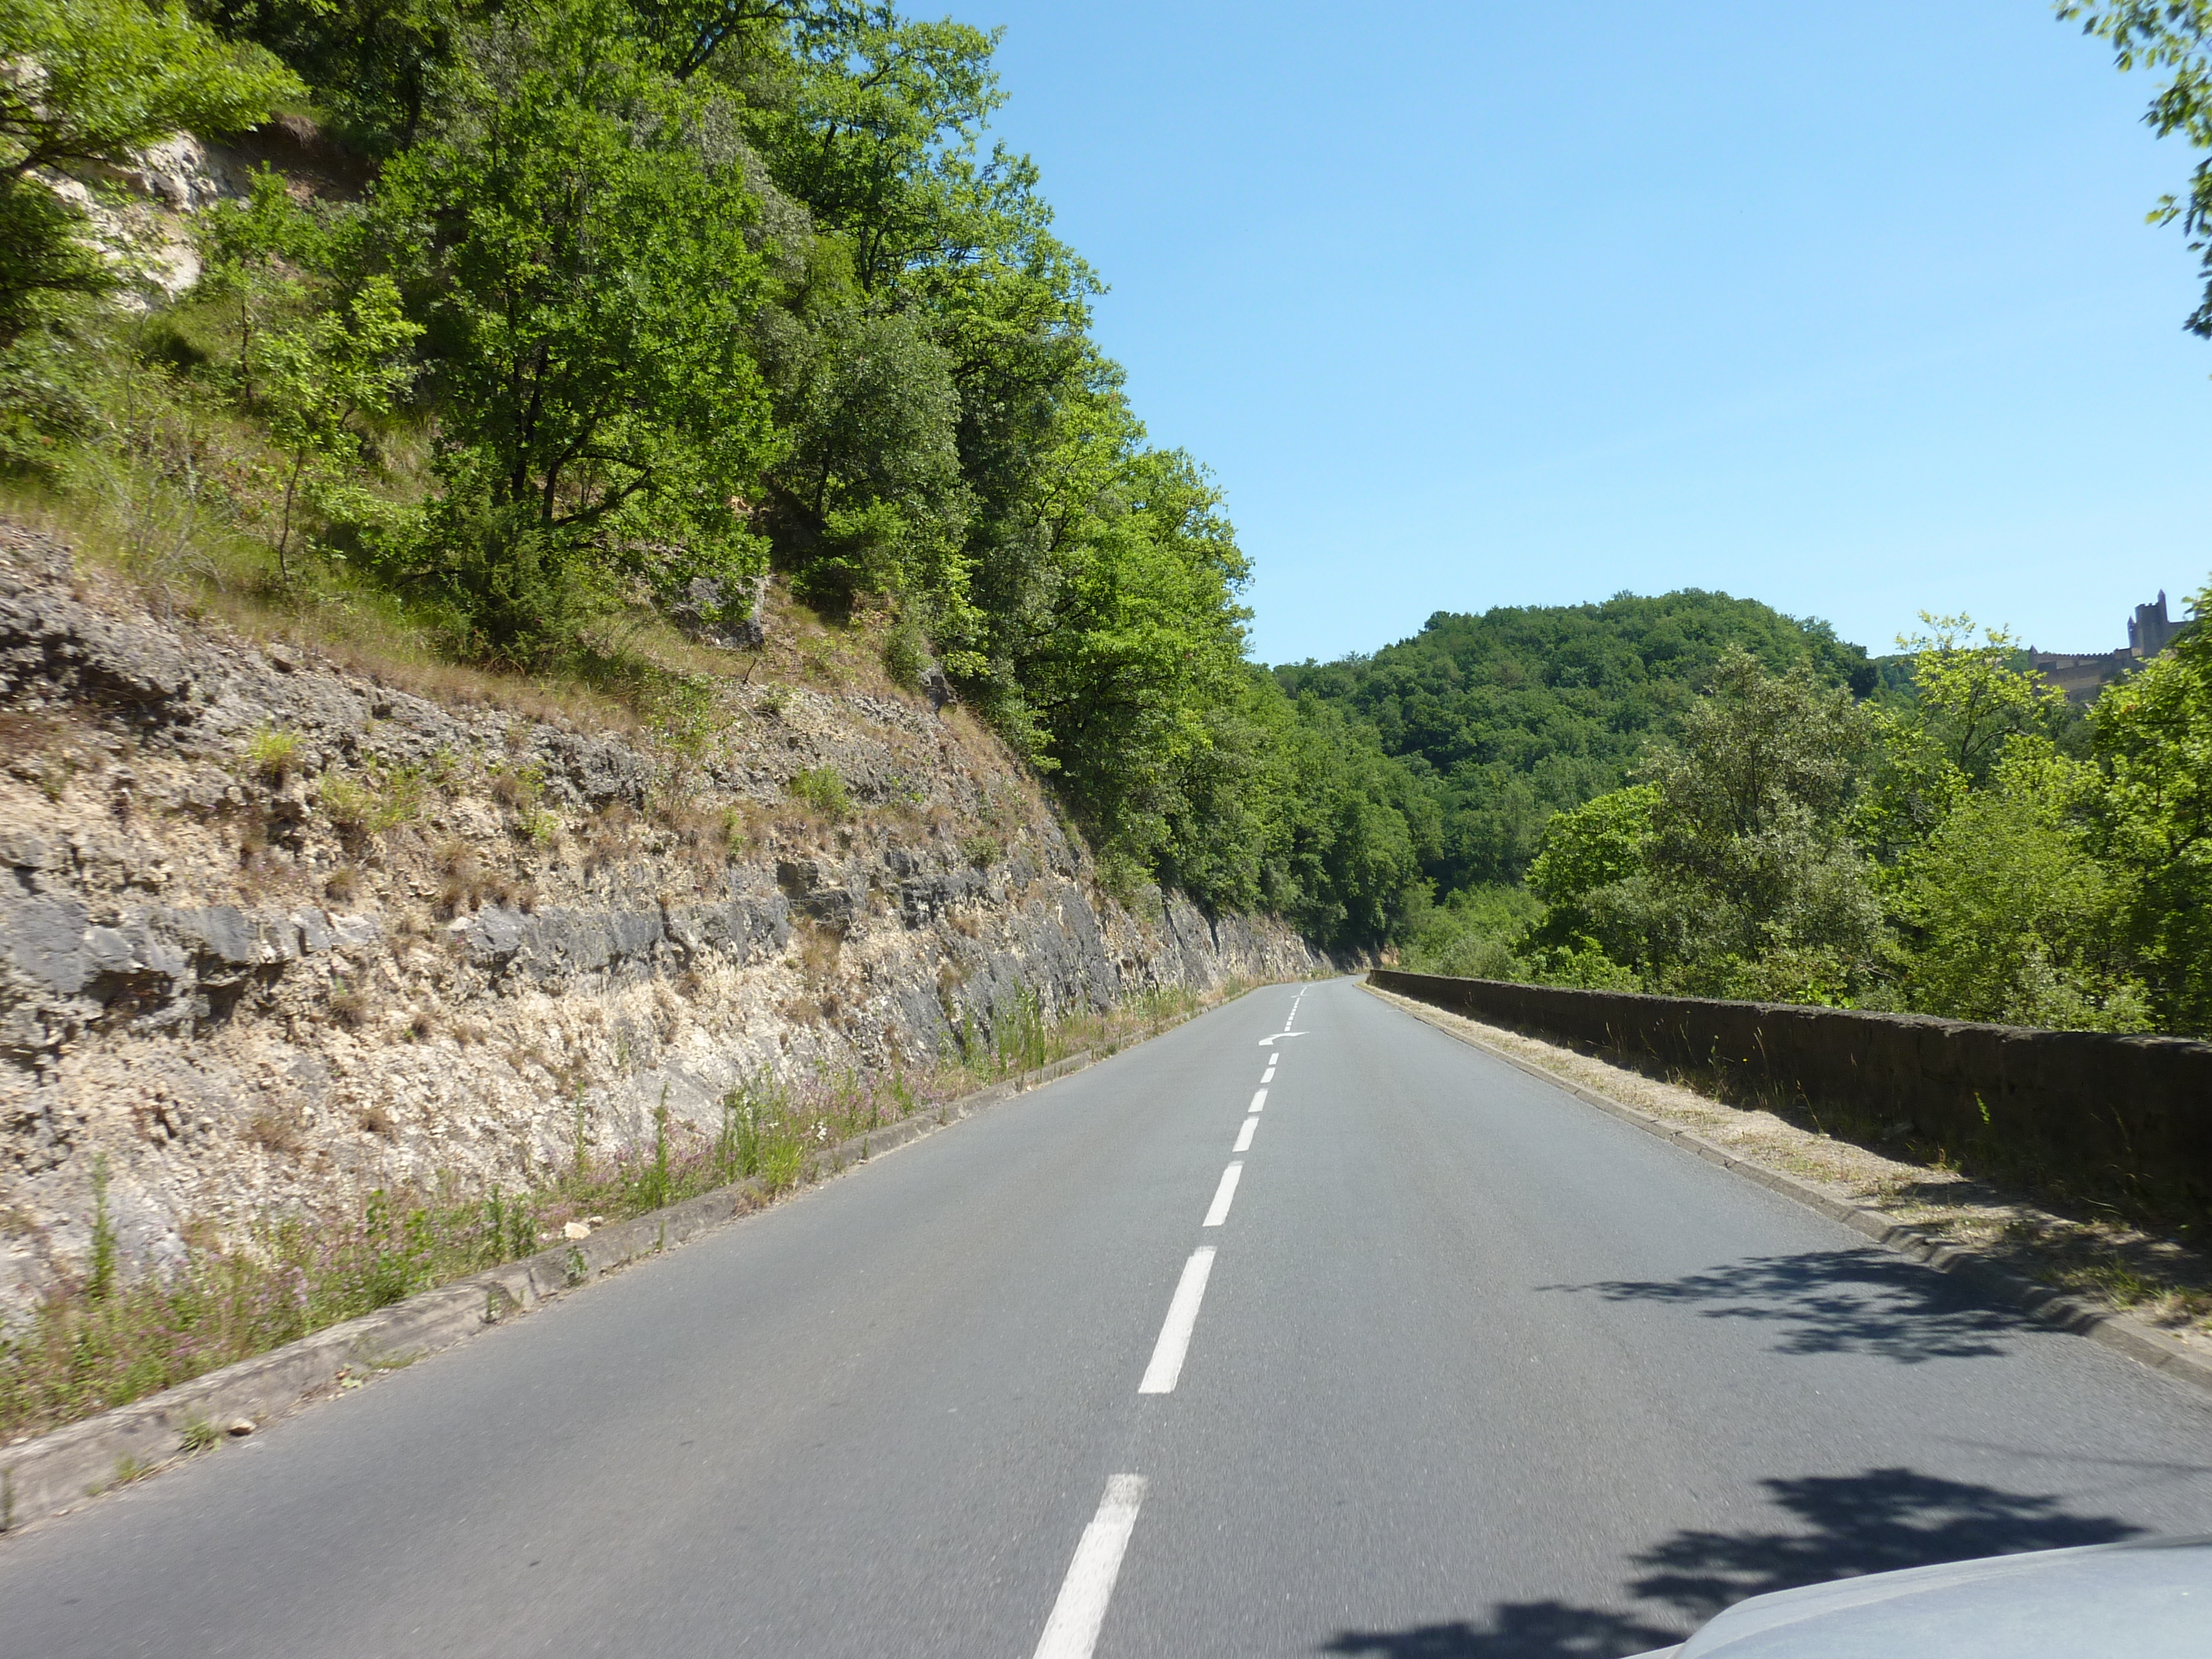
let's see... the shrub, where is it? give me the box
[787,766,851,821]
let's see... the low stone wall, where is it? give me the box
[1369,970,2212,1216]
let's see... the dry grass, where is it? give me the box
[432,837,483,917]
[488,765,540,812]
[581,802,637,876]
[0,711,62,770]
[0,974,1267,1444]
[241,1106,305,1157]
[5,487,631,723]
[653,795,742,876]
[791,919,842,984]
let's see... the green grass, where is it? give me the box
[244,725,302,783]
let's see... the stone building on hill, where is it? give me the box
[2028,589,2193,705]
[2130,592,2184,659]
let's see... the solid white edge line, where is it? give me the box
[1202,1162,1244,1228]
[1138,1247,1216,1394]
[1233,1116,1258,1153]
[1248,1088,1267,1113]
[1031,1473,1148,1659]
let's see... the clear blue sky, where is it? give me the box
[973,1,2212,664]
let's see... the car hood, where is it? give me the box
[1620,1535,2212,1659]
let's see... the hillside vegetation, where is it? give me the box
[1276,591,1875,892]
[0,0,1430,948]
[4,0,2212,1030]
[1389,611,2212,1038]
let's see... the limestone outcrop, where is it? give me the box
[0,525,1317,1316]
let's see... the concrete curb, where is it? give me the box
[1364,980,2212,1404]
[0,1044,1119,1537]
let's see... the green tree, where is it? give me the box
[1857,614,2070,865]
[1526,783,1660,911]
[2088,579,2212,1031]
[1004,438,1251,877]
[754,303,976,634]
[199,0,463,153]
[256,274,420,575]
[369,0,777,659]
[1892,736,2148,1030]
[743,7,1013,297]
[1538,649,1884,1003]
[193,163,329,401]
[2060,2,2212,335]
[1401,883,1544,980]
[1275,589,1876,893]
[1254,691,1436,948]
[0,0,301,338]
[1520,782,1658,980]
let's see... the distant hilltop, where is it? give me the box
[2029,591,2191,704]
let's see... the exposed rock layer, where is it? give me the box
[0,526,1317,1314]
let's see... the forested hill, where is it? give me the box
[1275,591,1876,890]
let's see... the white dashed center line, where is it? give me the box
[1202,1162,1243,1227]
[1031,1473,1148,1659]
[1139,1247,1217,1394]
[1033,992,1314,1654]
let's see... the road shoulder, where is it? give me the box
[1362,980,2212,1403]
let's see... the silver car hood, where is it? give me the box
[1621,1535,2212,1658]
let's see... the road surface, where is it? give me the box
[5,976,2212,1658]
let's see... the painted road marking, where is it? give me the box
[1233,1116,1258,1153]
[1248,1088,1267,1113]
[1258,1033,1305,1047]
[1139,1248,1217,1394]
[1202,1162,1244,1228]
[1031,1473,1148,1659]
[1261,1065,1276,1083]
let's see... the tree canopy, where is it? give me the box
[1275,590,1876,891]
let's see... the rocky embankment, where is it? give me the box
[0,525,1317,1316]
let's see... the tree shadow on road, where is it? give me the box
[1536,1247,2022,1363]
[1316,1601,1677,1659]
[1316,1466,2143,1658]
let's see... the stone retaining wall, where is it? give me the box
[1369,970,2212,1214]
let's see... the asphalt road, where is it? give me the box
[6,976,2212,1658]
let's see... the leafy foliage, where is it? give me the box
[364,5,778,660]
[2059,1,2212,334]
[0,0,302,338]
[1891,739,2148,1030]
[2088,582,2212,1031]
[1534,649,1885,1004]
[1278,590,1876,891]
[0,0,1435,946]
[1410,598,2211,1038]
